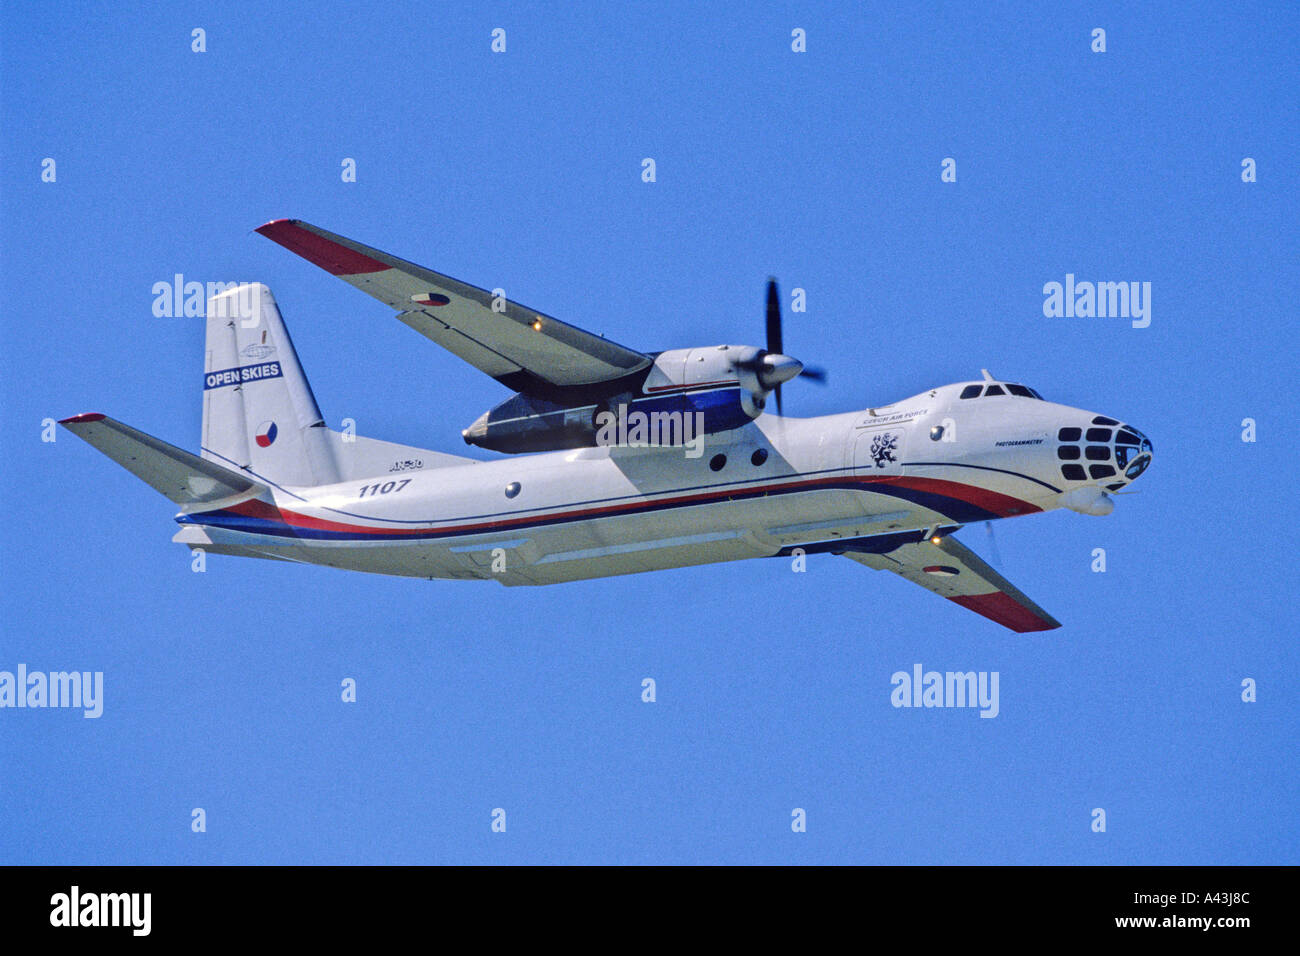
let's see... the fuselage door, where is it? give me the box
[852,425,906,477]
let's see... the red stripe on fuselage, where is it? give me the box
[889,476,1042,518]
[216,471,1039,539]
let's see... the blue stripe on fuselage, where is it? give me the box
[179,474,1003,542]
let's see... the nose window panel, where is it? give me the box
[1117,429,1141,445]
[1086,427,1112,442]
[1057,446,1080,460]
[1089,464,1116,479]
[1085,445,1110,460]
[1058,427,1082,442]
[1061,464,1086,481]
[1125,455,1151,480]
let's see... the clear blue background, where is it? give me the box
[1,1,1296,864]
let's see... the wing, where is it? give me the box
[843,535,1061,632]
[255,220,651,394]
[60,413,266,505]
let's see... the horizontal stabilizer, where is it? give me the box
[60,413,264,504]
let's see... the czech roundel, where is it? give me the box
[255,421,278,447]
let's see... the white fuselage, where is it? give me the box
[175,381,1147,585]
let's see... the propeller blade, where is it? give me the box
[984,520,1003,568]
[765,278,783,357]
[758,277,822,415]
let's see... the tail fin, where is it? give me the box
[59,413,267,504]
[201,283,340,487]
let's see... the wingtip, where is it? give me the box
[59,412,106,425]
[254,219,391,276]
[255,218,296,236]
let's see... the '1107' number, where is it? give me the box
[358,478,412,498]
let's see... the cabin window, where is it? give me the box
[750,448,768,466]
[929,425,945,441]
[504,482,521,498]
[709,454,727,472]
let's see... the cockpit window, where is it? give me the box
[960,382,1043,400]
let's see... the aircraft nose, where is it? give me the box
[1054,416,1152,488]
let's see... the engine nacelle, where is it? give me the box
[463,346,769,454]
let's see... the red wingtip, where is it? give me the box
[949,592,1060,633]
[59,413,106,425]
[255,218,295,235]
[254,219,391,276]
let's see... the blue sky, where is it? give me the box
[1,1,1296,864]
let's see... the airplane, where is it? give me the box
[60,220,1154,632]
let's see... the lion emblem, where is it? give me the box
[869,432,899,468]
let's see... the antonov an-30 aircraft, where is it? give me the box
[62,220,1153,632]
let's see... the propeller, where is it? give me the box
[732,279,826,416]
[984,520,1003,569]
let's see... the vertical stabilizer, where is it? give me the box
[201,283,338,487]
